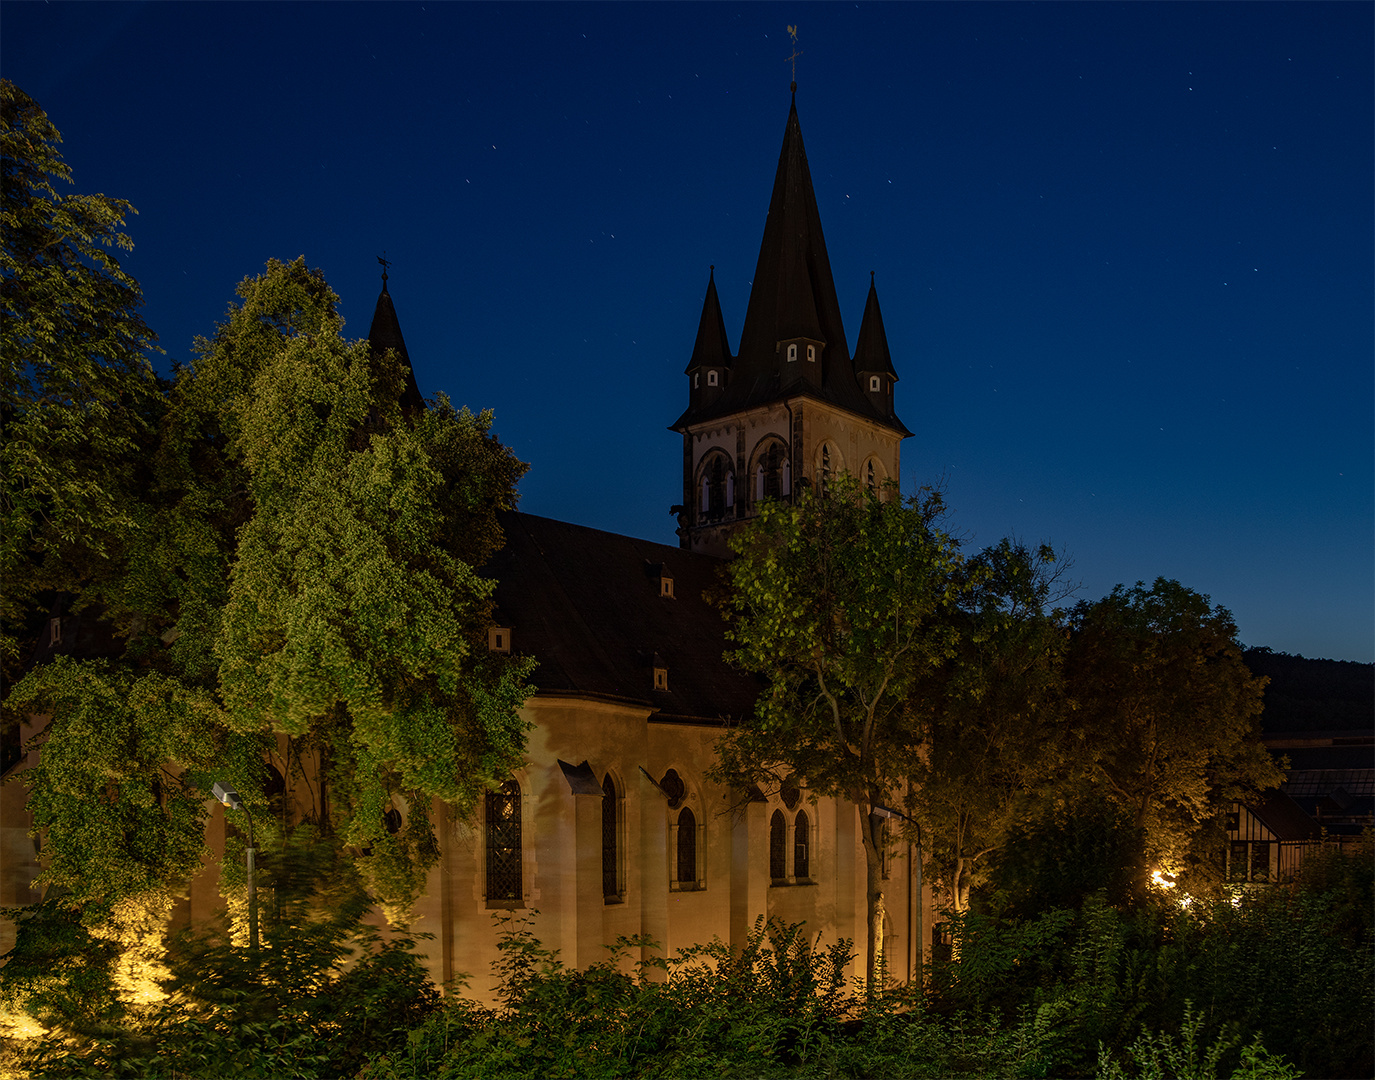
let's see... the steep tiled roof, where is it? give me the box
[1249,789,1322,842]
[485,512,760,723]
[367,277,425,415]
[674,93,907,434]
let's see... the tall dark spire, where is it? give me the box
[367,267,424,416]
[671,92,908,438]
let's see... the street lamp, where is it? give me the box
[212,781,258,951]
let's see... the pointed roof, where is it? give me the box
[672,91,906,435]
[367,273,425,415]
[853,273,898,379]
[684,266,733,374]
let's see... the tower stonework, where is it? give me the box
[671,92,911,556]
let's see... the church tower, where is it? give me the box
[671,89,911,556]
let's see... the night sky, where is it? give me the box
[6,3,1371,662]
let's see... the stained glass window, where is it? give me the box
[486,780,522,903]
[677,806,697,884]
[770,810,787,881]
[602,774,619,900]
[794,811,810,879]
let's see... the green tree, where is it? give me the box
[1064,579,1282,890]
[0,78,162,683]
[6,252,534,938]
[907,540,1072,912]
[713,477,965,994]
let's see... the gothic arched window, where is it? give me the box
[866,460,876,495]
[794,811,810,879]
[769,810,787,881]
[677,806,697,885]
[821,444,833,494]
[486,780,522,903]
[602,774,620,901]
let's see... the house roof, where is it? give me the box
[367,274,425,415]
[1248,789,1322,842]
[485,512,761,724]
[672,91,910,436]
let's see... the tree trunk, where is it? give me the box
[859,805,886,997]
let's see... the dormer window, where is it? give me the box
[49,617,62,647]
[787,343,797,362]
[707,370,718,386]
[488,626,512,653]
[869,375,881,392]
[653,656,669,691]
[806,344,815,362]
[660,572,675,599]
[693,372,699,388]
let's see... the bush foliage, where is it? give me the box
[6,845,1370,1079]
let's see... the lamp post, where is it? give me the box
[212,781,258,951]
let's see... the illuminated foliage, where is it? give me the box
[3,90,534,942]
[0,78,162,680]
[714,476,966,994]
[1064,579,1283,889]
[906,539,1073,912]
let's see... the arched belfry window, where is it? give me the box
[769,810,787,881]
[677,806,697,885]
[751,439,789,504]
[486,780,522,904]
[806,344,815,362]
[794,811,810,879]
[787,343,798,362]
[602,774,620,901]
[707,369,718,386]
[699,454,732,519]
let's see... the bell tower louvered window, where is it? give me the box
[485,780,522,903]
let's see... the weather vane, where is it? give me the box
[377,252,391,283]
[786,25,802,90]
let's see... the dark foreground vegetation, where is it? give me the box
[2,839,1368,1080]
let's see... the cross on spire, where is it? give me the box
[786,25,802,92]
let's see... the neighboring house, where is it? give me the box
[1227,729,1374,884]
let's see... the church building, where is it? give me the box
[0,88,937,1000]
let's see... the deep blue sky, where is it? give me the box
[7,2,1371,662]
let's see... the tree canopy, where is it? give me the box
[1,78,162,684]
[1063,579,1282,888]
[713,477,966,991]
[2,80,535,932]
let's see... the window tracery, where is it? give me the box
[485,780,522,904]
